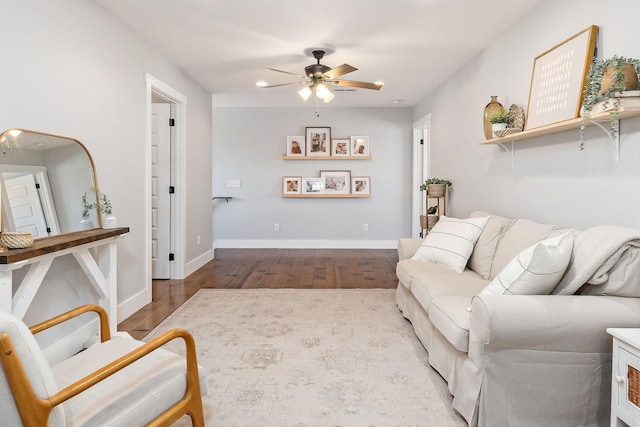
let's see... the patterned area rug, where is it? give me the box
[145,289,466,427]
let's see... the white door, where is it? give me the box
[151,103,172,279]
[4,173,49,237]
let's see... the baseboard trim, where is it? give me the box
[185,248,215,277]
[117,289,150,323]
[214,239,397,249]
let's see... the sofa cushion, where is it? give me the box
[428,295,473,352]
[489,218,560,280]
[410,269,489,313]
[396,259,459,290]
[468,211,514,280]
[412,215,490,273]
[481,230,574,295]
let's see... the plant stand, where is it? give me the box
[420,188,447,238]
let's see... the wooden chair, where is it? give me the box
[0,304,206,426]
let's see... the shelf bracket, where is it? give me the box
[496,141,515,168]
[589,119,620,163]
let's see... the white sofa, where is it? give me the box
[396,211,640,427]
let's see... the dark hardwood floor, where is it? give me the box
[118,248,399,339]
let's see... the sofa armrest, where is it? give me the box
[397,238,422,260]
[469,294,640,354]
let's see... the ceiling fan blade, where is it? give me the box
[261,81,309,88]
[331,80,383,90]
[262,67,306,78]
[322,63,357,79]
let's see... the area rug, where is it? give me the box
[145,289,467,427]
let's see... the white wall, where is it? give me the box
[1,0,212,338]
[212,107,412,248]
[413,0,640,230]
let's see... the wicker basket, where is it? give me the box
[0,231,34,249]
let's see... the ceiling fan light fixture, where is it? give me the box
[298,86,313,101]
[315,82,333,100]
[323,91,335,103]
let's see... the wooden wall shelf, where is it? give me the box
[282,193,370,198]
[480,105,640,145]
[282,154,371,160]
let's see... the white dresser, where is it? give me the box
[608,328,640,427]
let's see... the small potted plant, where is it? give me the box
[580,55,640,149]
[80,192,96,229]
[98,192,119,228]
[420,177,452,197]
[488,109,512,137]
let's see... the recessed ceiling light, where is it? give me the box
[392,99,402,104]
[255,81,267,87]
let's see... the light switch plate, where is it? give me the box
[227,180,241,188]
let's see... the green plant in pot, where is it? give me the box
[420,177,452,197]
[580,55,640,149]
[488,109,513,137]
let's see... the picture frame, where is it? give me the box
[305,127,331,156]
[352,176,370,195]
[302,177,325,194]
[525,25,598,130]
[320,170,351,194]
[350,136,370,156]
[286,136,305,156]
[283,176,302,194]
[331,138,351,157]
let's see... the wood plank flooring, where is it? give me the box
[118,248,399,339]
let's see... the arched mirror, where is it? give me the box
[0,128,101,237]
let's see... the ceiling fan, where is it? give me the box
[260,50,383,103]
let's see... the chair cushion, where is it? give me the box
[52,336,207,427]
[0,310,65,427]
[481,230,574,296]
[468,211,514,280]
[412,215,490,273]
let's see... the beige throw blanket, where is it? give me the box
[553,226,640,295]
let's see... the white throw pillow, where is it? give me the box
[412,215,490,273]
[481,229,574,296]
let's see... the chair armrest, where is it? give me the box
[469,294,640,354]
[398,238,422,260]
[30,304,110,342]
[49,328,202,411]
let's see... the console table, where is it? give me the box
[0,227,129,333]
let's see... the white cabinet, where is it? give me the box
[607,328,640,427]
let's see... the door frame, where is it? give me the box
[412,114,431,238]
[144,73,187,300]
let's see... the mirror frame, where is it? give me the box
[0,128,102,236]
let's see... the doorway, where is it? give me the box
[145,73,187,302]
[412,114,431,238]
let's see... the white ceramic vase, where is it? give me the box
[79,216,94,230]
[102,213,119,229]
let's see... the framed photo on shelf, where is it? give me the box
[286,136,305,156]
[525,25,598,130]
[350,136,370,156]
[306,127,331,156]
[320,170,351,194]
[302,177,325,194]
[352,176,370,195]
[283,176,302,194]
[331,139,350,156]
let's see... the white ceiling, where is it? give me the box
[95,0,542,107]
